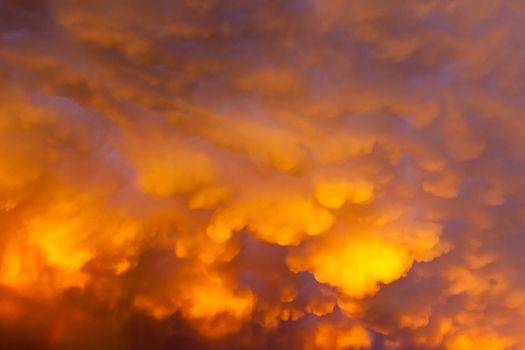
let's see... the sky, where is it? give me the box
[1,0,525,349]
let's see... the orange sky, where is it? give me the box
[2,1,525,349]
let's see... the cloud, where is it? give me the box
[2,0,525,349]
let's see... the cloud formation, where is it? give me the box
[1,0,525,349]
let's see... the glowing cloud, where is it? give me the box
[1,1,525,349]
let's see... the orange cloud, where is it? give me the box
[2,0,525,349]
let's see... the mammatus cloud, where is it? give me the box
[1,0,525,349]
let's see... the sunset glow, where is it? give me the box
[2,1,525,349]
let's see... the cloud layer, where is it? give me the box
[2,1,525,349]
